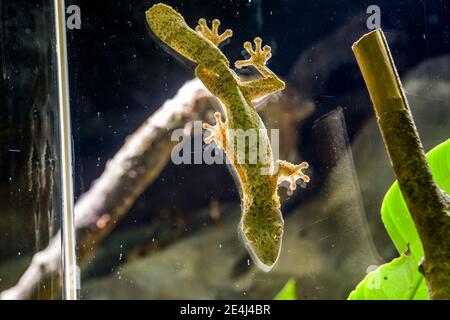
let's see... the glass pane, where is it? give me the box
[0,0,63,299]
[1,0,449,300]
[71,0,450,300]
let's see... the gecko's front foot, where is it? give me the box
[235,37,272,69]
[195,18,233,47]
[202,112,227,149]
[276,160,310,191]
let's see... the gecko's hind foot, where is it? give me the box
[195,18,233,47]
[276,160,310,191]
[235,37,272,69]
[202,112,227,149]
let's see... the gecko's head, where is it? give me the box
[146,3,185,39]
[239,205,284,272]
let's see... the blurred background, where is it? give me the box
[0,0,449,299]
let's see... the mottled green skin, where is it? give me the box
[146,3,290,271]
[196,62,284,271]
[146,4,229,72]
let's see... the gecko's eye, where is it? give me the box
[274,225,283,239]
[244,228,256,243]
[277,226,283,235]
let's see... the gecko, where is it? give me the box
[146,3,310,271]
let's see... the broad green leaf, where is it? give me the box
[274,278,297,300]
[427,139,450,192]
[348,251,429,300]
[350,138,449,300]
[381,139,450,263]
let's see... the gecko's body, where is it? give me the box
[146,3,310,271]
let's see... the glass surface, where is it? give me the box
[0,0,63,299]
[1,0,449,300]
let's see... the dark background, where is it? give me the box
[66,0,450,253]
[0,0,449,297]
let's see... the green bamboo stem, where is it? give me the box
[352,29,450,300]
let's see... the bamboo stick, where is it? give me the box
[352,29,450,299]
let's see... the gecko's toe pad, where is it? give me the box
[277,160,310,191]
[235,37,272,69]
[195,18,233,46]
[202,112,227,149]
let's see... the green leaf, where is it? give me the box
[382,139,450,263]
[274,278,297,300]
[349,139,449,300]
[427,139,450,192]
[348,251,429,300]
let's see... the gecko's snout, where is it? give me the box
[239,206,284,272]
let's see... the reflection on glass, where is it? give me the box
[0,0,63,299]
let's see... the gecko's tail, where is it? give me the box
[145,4,196,70]
[145,4,191,57]
[145,3,230,69]
[146,3,184,37]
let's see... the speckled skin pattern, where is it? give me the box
[146,3,310,271]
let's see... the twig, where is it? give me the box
[352,28,450,299]
[1,77,312,300]
[0,79,215,300]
